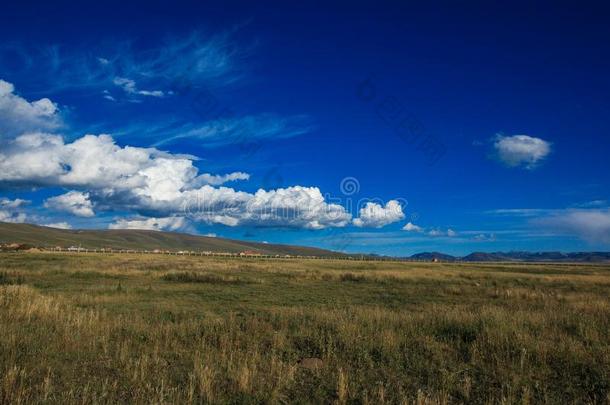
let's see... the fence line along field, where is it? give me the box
[1,252,609,404]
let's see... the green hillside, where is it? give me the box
[0,222,344,257]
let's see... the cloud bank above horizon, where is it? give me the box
[0,78,405,232]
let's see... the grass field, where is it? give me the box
[0,253,609,404]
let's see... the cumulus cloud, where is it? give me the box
[44,191,95,217]
[493,134,551,169]
[0,81,371,230]
[0,197,29,209]
[0,131,352,228]
[0,132,193,192]
[0,79,62,138]
[353,200,404,228]
[185,185,352,229]
[536,209,610,245]
[0,211,27,223]
[402,222,423,232]
[0,197,29,223]
[109,216,187,232]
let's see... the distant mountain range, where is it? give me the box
[409,252,456,261]
[1,222,609,262]
[412,251,610,263]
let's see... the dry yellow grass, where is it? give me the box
[0,253,609,404]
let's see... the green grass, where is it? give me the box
[1,252,609,404]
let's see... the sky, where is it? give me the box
[0,1,609,256]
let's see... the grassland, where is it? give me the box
[0,253,609,404]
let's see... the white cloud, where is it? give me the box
[109,216,187,232]
[43,222,72,229]
[0,197,29,223]
[537,209,610,244]
[401,220,458,237]
[195,172,250,186]
[102,90,116,102]
[0,82,352,229]
[473,233,496,241]
[574,200,608,208]
[0,198,29,209]
[428,228,457,237]
[1,32,243,95]
[0,133,194,193]
[184,185,352,229]
[486,208,554,217]
[44,191,95,217]
[0,211,27,223]
[0,132,352,228]
[0,79,61,138]
[493,134,551,169]
[113,77,165,98]
[150,114,311,148]
[353,200,404,228]
[402,222,423,232]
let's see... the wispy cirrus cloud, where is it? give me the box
[534,209,610,245]
[0,31,247,101]
[112,77,166,98]
[487,202,610,245]
[486,208,557,217]
[43,222,72,229]
[145,114,312,148]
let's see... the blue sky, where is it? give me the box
[1,1,609,255]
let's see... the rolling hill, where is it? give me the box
[0,222,345,257]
